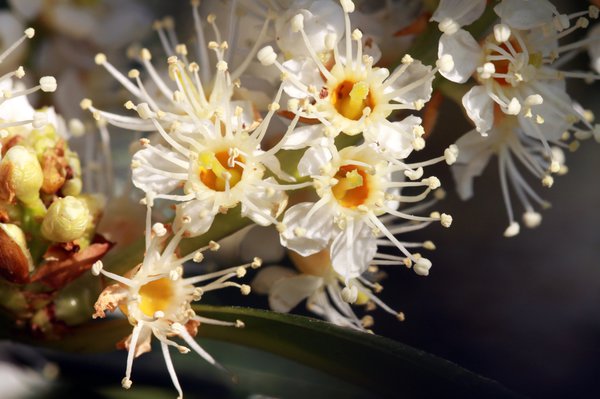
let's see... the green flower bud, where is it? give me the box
[41,196,90,242]
[61,177,82,197]
[1,145,44,205]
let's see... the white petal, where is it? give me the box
[431,0,486,30]
[588,25,600,74]
[494,0,556,29]
[462,86,494,135]
[251,265,297,295]
[365,116,421,158]
[174,200,216,237]
[131,145,187,195]
[280,124,324,150]
[451,128,494,200]
[330,220,377,279]
[438,30,481,83]
[297,145,332,177]
[275,1,344,59]
[269,274,324,313]
[389,60,434,104]
[280,202,334,256]
[282,58,322,98]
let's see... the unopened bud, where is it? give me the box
[41,196,90,242]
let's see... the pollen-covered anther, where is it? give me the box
[493,24,511,43]
[79,98,92,111]
[136,103,153,119]
[175,44,188,56]
[91,261,104,276]
[121,378,132,389]
[439,17,459,35]
[401,54,414,65]
[128,69,140,79]
[397,312,406,322]
[504,222,520,237]
[209,241,220,251]
[40,76,57,92]
[235,320,245,328]
[423,241,436,250]
[403,258,412,268]
[24,27,35,38]
[523,211,542,228]
[251,257,262,269]
[436,54,454,74]
[124,100,135,110]
[404,167,424,180]
[94,53,107,65]
[216,60,228,72]
[240,284,251,295]
[291,14,304,33]
[549,160,561,174]
[412,137,426,151]
[413,258,432,276]
[444,144,459,165]
[478,62,496,79]
[15,66,25,79]
[152,223,167,237]
[506,98,521,115]
[340,0,355,13]
[192,252,204,263]
[590,6,599,19]
[542,175,554,187]
[423,177,439,190]
[236,267,247,278]
[440,213,453,228]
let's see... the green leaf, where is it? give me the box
[190,306,517,398]
[17,307,517,398]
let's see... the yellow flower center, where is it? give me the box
[331,165,370,208]
[198,150,244,191]
[331,80,373,120]
[138,277,174,317]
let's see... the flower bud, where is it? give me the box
[41,196,90,242]
[0,145,43,205]
[0,223,33,284]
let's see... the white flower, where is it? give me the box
[278,142,451,280]
[451,115,565,236]
[255,215,439,329]
[438,3,600,142]
[257,0,437,156]
[92,221,260,398]
[128,86,307,236]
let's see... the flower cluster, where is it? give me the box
[0,0,598,397]
[435,0,600,235]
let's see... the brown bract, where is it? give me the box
[93,282,128,319]
[117,329,152,358]
[0,226,31,284]
[0,161,16,203]
[30,235,113,289]
[40,140,68,195]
